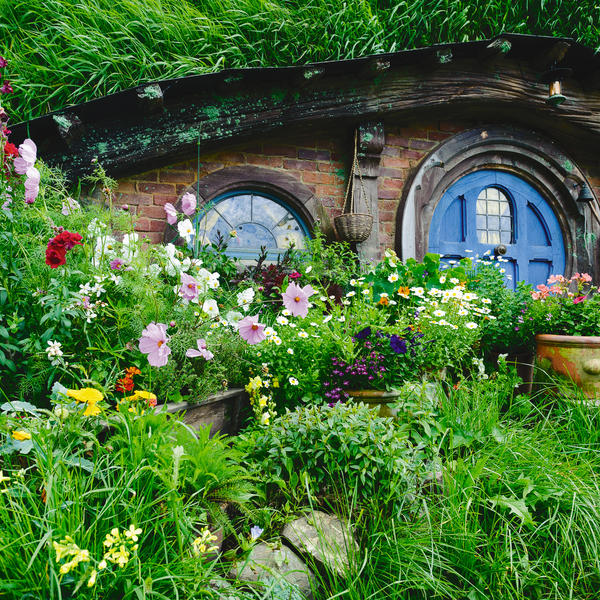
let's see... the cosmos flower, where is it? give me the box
[237,315,267,345]
[186,338,214,360]
[181,193,197,216]
[164,203,178,225]
[281,282,315,318]
[139,322,171,367]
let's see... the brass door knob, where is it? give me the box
[494,244,507,256]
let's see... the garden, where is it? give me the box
[2,36,600,600]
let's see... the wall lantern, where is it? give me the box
[540,67,572,106]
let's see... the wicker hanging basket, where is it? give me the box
[334,131,373,243]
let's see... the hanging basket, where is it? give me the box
[334,213,373,243]
[335,129,373,244]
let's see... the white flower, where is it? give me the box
[387,273,399,283]
[481,298,491,304]
[433,309,446,317]
[276,316,289,325]
[110,274,122,285]
[202,299,219,317]
[349,279,358,287]
[121,233,139,262]
[287,348,294,355]
[342,300,351,305]
[282,309,291,317]
[305,265,312,273]
[362,289,370,295]
[323,315,332,323]
[272,336,282,346]
[46,340,63,358]
[264,327,276,338]
[346,291,356,297]
[288,377,299,386]
[437,319,450,326]
[237,288,255,312]
[465,322,478,329]
[298,331,309,338]
[450,278,459,285]
[337,316,345,322]
[439,276,446,283]
[178,219,195,243]
[225,311,244,327]
[87,218,107,237]
[320,296,328,302]
[458,308,468,316]
[410,287,425,296]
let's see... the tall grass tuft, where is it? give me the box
[0,0,598,121]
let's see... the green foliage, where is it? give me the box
[2,0,598,121]
[235,402,422,515]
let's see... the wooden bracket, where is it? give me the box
[136,83,164,114]
[52,112,84,147]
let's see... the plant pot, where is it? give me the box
[346,389,401,417]
[535,334,600,398]
[156,388,248,436]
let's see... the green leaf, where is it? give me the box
[488,494,534,527]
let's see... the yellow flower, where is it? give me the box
[87,568,97,587]
[132,390,156,402]
[83,403,101,417]
[12,430,31,441]
[0,471,10,484]
[67,388,104,404]
[124,524,142,542]
[258,395,268,408]
[272,378,279,389]
[245,376,263,393]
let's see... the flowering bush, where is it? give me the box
[529,273,600,336]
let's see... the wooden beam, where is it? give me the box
[52,112,84,147]
[481,38,512,62]
[136,84,164,114]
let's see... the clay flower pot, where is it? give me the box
[535,334,600,398]
[346,389,402,417]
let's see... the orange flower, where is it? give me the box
[397,286,410,298]
[377,296,389,306]
[126,367,141,376]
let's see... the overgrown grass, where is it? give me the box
[0,0,598,121]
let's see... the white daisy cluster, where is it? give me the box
[162,243,204,278]
[45,340,63,366]
[415,285,494,330]
[67,275,113,323]
[237,288,255,312]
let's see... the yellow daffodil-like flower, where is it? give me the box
[83,403,101,417]
[192,527,219,556]
[12,430,31,441]
[53,537,90,574]
[258,395,268,409]
[67,388,104,404]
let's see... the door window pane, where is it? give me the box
[476,187,514,245]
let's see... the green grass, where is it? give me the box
[0,0,598,122]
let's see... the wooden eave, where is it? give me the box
[9,34,600,180]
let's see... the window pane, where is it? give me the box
[476,186,513,245]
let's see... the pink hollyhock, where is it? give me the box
[164,202,178,225]
[281,282,315,318]
[186,338,214,360]
[181,193,197,216]
[237,315,267,345]
[179,273,199,301]
[139,322,171,367]
[13,139,37,174]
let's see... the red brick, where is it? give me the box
[385,134,410,147]
[263,144,297,158]
[379,210,396,221]
[378,189,400,199]
[160,170,194,183]
[380,167,405,179]
[405,150,424,160]
[314,184,342,196]
[117,192,153,206]
[410,139,436,151]
[116,180,136,193]
[317,162,337,173]
[139,205,168,219]
[428,130,451,141]
[204,162,225,174]
[135,218,166,233]
[400,127,428,139]
[298,148,330,161]
[302,171,336,184]
[245,155,283,168]
[284,159,317,171]
[215,152,245,163]
[381,200,399,211]
[153,194,178,206]
[136,182,175,195]
[382,178,404,190]
[137,170,159,182]
[382,146,401,157]
[382,155,410,169]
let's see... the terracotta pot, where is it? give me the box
[535,334,600,398]
[346,389,401,417]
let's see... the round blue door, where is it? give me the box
[428,170,565,288]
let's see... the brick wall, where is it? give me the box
[114,138,347,244]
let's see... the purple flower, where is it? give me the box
[164,202,178,225]
[181,193,197,216]
[390,335,407,354]
[355,327,371,340]
[249,525,263,540]
[110,258,125,270]
[179,273,199,301]
[186,338,214,361]
[139,322,171,367]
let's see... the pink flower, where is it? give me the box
[574,295,587,304]
[547,274,567,285]
[571,272,592,283]
[13,139,37,175]
[164,203,178,225]
[289,271,301,280]
[179,273,199,301]
[186,338,214,360]
[237,315,267,345]
[139,322,171,367]
[181,193,197,216]
[110,258,125,270]
[281,282,315,318]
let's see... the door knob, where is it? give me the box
[494,244,507,256]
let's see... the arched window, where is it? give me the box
[195,190,310,260]
[475,186,514,245]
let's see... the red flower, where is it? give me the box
[45,245,67,268]
[51,231,83,250]
[3,142,17,157]
[116,377,135,393]
[289,271,301,280]
[573,296,587,304]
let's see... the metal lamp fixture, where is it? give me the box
[540,67,572,106]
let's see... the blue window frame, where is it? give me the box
[194,190,310,260]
